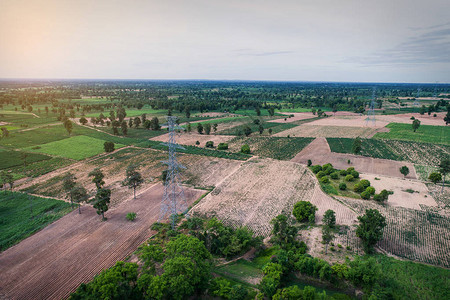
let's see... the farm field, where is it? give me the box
[151,132,235,147]
[0,149,51,169]
[0,184,205,300]
[339,197,450,268]
[267,112,316,123]
[274,124,381,138]
[327,137,450,166]
[292,138,417,179]
[24,135,126,160]
[191,158,356,237]
[0,191,73,251]
[373,123,450,145]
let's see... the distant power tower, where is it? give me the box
[159,116,188,229]
[434,81,439,98]
[413,88,421,106]
[365,88,376,126]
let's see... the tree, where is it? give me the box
[258,124,264,134]
[93,188,111,221]
[204,123,211,134]
[439,158,450,191]
[268,107,275,116]
[71,185,88,214]
[255,107,261,116]
[352,137,362,154]
[150,117,160,130]
[121,121,128,136]
[213,123,218,133]
[128,118,133,128]
[1,127,9,138]
[63,173,77,208]
[79,117,88,125]
[270,214,298,248]
[197,123,204,134]
[1,171,14,191]
[89,168,105,189]
[444,110,450,125]
[122,164,144,199]
[186,122,192,133]
[428,172,442,184]
[104,141,115,153]
[241,144,250,154]
[185,106,191,118]
[412,119,421,132]
[399,166,409,178]
[323,209,336,228]
[141,113,146,124]
[293,201,317,223]
[243,125,252,137]
[419,105,426,115]
[356,209,386,254]
[134,117,141,128]
[322,226,333,254]
[64,119,73,135]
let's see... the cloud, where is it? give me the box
[233,49,295,57]
[347,23,450,66]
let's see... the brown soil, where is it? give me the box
[151,132,235,147]
[376,112,447,126]
[305,117,389,128]
[0,184,204,300]
[291,138,417,179]
[268,112,315,123]
[191,158,356,237]
[274,125,381,138]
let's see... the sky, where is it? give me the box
[0,0,449,83]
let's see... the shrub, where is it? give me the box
[339,183,347,190]
[104,141,115,153]
[217,143,228,150]
[307,159,312,166]
[195,141,200,146]
[316,171,326,178]
[320,176,329,184]
[374,189,390,202]
[241,144,251,154]
[351,170,359,178]
[361,191,371,200]
[330,172,339,179]
[366,186,376,195]
[360,179,370,188]
[339,169,348,176]
[311,165,322,173]
[347,167,355,173]
[354,183,365,193]
[322,163,333,169]
[205,141,214,148]
[373,194,382,202]
[345,174,354,182]
[126,212,137,221]
[293,201,318,223]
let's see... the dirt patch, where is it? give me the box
[274,125,381,138]
[360,174,437,210]
[0,184,204,300]
[191,158,356,237]
[151,132,235,147]
[268,112,315,123]
[305,116,389,128]
[291,138,417,179]
[376,112,447,126]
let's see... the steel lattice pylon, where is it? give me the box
[413,87,421,107]
[159,116,188,229]
[365,88,376,126]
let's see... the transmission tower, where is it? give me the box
[365,88,376,126]
[413,88,421,106]
[159,116,188,229]
[433,81,439,98]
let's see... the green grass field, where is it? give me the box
[0,149,52,170]
[24,135,125,160]
[374,123,450,145]
[0,191,73,251]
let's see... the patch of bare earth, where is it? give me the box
[377,112,448,126]
[0,184,205,300]
[304,116,389,128]
[151,132,234,147]
[359,174,437,210]
[274,125,381,138]
[291,138,417,179]
[268,112,316,123]
[191,158,356,237]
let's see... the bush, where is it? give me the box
[339,169,348,176]
[217,143,228,150]
[339,183,347,190]
[374,189,390,202]
[316,171,326,178]
[241,144,251,154]
[307,159,312,166]
[126,212,137,221]
[322,163,333,169]
[195,141,200,146]
[351,170,359,178]
[347,167,355,172]
[205,141,214,148]
[293,201,318,223]
[330,172,339,179]
[320,176,329,184]
[366,186,376,195]
[373,194,382,202]
[104,141,115,153]
[360,179,370,188]
[311,165,322,174]
[354,183,365,193]
[345,174,354,182]
[361,191,371,200]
